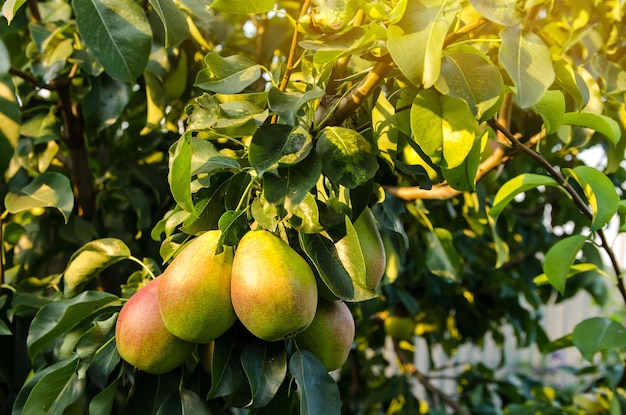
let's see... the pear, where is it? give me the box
[353,208,386,289]
[158,230,236,344]
[295,299,355,372]
[115,277,194,374]
[231,230,318,341]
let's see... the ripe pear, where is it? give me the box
[158,230,236,344]
[115,277,194,374]
[336,208,386,289]
[295,299,355,372]
[231,230,318,341]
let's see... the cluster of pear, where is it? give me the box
[115,208,386,375]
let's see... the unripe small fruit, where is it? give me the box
[231,230,318,341]
[384,315,416,342]
[296,299,355,372]
[115,278,194,374]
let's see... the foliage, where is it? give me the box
[0,0,625,414]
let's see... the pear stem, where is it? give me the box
[128,256,156,280]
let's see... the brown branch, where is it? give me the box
[53,78,95,219]
[392,342,469,415]
[314,17,489,131]
[27,0,41,22]
[386,130,538,201]
[326,9,366,96]
[9,66,50,90]
[488,119,626,305]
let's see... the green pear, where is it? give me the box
[115,277,194,374]
[295,299,355,372]
[231,230,318,341]
[384,315,416,342]
[158,230,236,343]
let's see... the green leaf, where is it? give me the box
[573,317,626,362]
[89,376,121,415]
[263,153,322,212]
[565,166,620,230]
[168,134,195,213]
[561,112,621,146]
[290,193,324,234]
[316,126,378,189]
[299,231,377,302]
[499,25,555,108]
[190,135,240,176]
[210,0,274,14]
[542,234,587,294]
[268,87,325,127]
[489,173,560,220]
[249,124,313,177]
[5,172,74,223]
[410,89,478,168]
[553,57,588,109]
[288,350,341,415]
[435,47,503,118]
[218,210,248,246]
[387,0,459,88]
[468,0,524,26]
[533,263,599,286]
[0,73,20,179]
[148,0,189,47]
[195,53,261,94]
[63,238,131,296]
[441,130,487,191]
[73,0,152,82]
[1,0,27,24]
[532,90,565,135]
[12,356,81,415]
[27,291,120,361]
[88,337,121,389]
[209,325,250,403]
[82,74,131,135]
[241,339,287,408]
[425,228,461,280]
[157,389,212,415]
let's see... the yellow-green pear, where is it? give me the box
[158,230,236,343]
[384,315,416,342]
[231,230,318,341]
[115,278,194,374]
[295,299,355,371]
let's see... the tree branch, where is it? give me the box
[392,342,469,415]
[488,119,626,306]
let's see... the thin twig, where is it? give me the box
[488,119,626,305]
[392,342,469,415]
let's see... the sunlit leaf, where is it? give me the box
[410,88,478,169]
[573,317,626,362]
[73,0,152,82]
[561,112,621,146]
[534,263,599,286]
[210,0,274,14]
[542,234,587,294]
[168,134,195,213]
[564,166,619,230]
[1,0,27,24]
[532,90,565,135]
[499,25,555,108]
[435,46,503,118]
[425,228,461,280]
[63,238,131,297]
[388,0,460,88]
[489,174,561,220]
[5,172,74,223]
[469,0,524,26]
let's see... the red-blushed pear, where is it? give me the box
[115,277,194,375]
[295,299,355,372]
[231,230,318,342]
[158,230,236,343]
[352,207,386,289]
